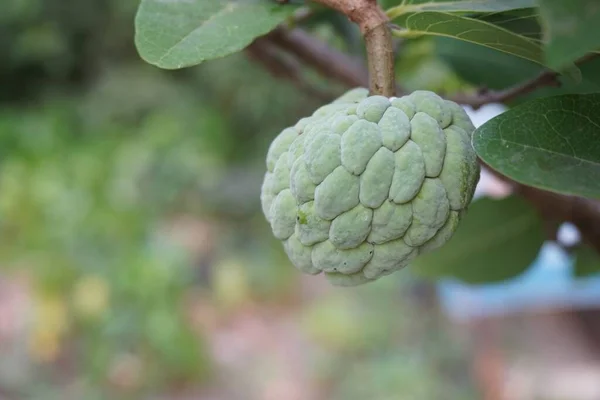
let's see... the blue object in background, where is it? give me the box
[437,105,600,322]
[437,242,600,322]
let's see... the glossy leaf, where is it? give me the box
[390,11,544,66]
[434,8,544,90]
[134,0,298,69]
[387,0,537,18]
[436,37,600,103]
[412,196,545,284]
[473,94,600,199]
[538,0,600,69]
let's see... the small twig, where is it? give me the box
[268,27,369,89]
[310,0,396,96]
[245,38,335,102]
[450,52,600,109]
[288,6,315,26]
[484,164,600,254]
[365,19,396,96]
[266,19,600,108]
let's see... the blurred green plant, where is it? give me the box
[10,0,597,398]
[0,2,330,396]
[0,97,220,395]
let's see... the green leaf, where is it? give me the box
[472,8,543,42]
[473,94,600,199]
[436,37,600,99]
[134,0,298,69]
[390,11,545,65]
[537,0,600,69]
[573,245,600,278]
[387,0,537,18]
[434,8,543,89]
[412,196,545,284]
[436,37,541,89]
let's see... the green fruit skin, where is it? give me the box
[261,89,480,287]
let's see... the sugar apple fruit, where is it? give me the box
[260,88,480,287]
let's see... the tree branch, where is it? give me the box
[310,0,396,96]
[521,188,600,255]
[264,22,600,109]
[449,52,600,109]
[267,28,369,91]
[448,72,561,110]
[246,38,334,101]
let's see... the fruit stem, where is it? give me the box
[364,17,396,97]
[310,0,396,97]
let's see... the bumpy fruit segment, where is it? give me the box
[261,88,480,287]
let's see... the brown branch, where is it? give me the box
[484,165,600,254]
[267,27,369,89]
[245,38,335,102]
[449,52,600,109]
[365,21,396,96]
[448,72,561,110]
[266,20,600,108]
[310,0,396,96]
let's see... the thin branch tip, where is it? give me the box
[451,52,600,108]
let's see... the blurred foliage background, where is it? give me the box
[0,0,482,399]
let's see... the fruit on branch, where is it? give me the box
[260,88,480,286]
